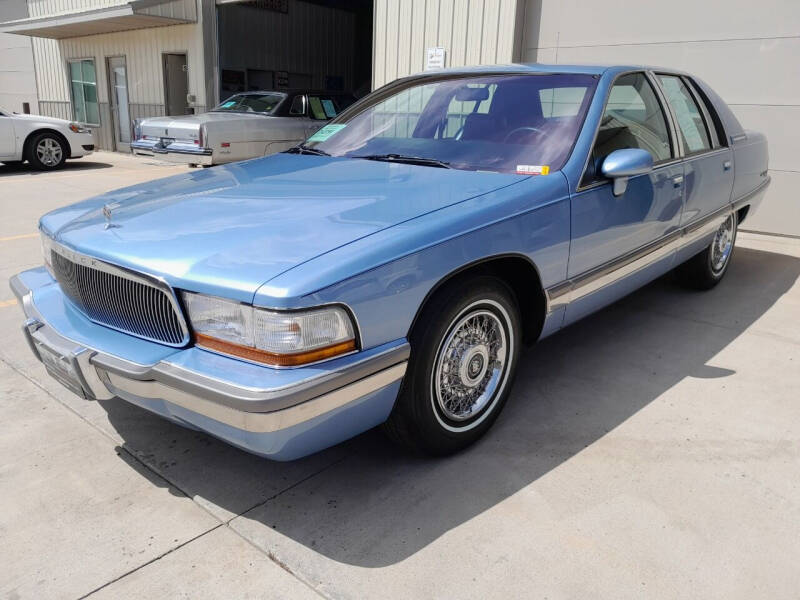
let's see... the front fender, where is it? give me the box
[255,173,571,349]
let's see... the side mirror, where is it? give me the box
[601,148,654,196]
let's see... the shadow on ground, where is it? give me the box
[0,160,113,175]
[98,247,800,567]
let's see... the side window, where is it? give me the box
[307,95,342,120]
[657,75,712,154]
[585,72,672,183]
[289,95,306,116]
[685,78,727,148]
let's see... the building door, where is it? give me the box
[106,56,131,151]
[163,53,189,115]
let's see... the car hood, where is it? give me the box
[10,113,71,126]
[41,154,527,302]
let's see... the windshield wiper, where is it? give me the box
[286,144,330,156]
[353,153,451,169]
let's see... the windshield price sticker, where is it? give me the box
[516,165,550,175]
[308,124,347,142]
[221,101,236,108]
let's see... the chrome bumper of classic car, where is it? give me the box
[131,139,214,165]
[10,269,408,458]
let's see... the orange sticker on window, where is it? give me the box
[516,165,550,175]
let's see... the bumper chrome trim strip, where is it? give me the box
[105,362,407,433]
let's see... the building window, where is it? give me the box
[69,59,99,125]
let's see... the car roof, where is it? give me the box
[407,63,689,78]
[235,90,354,96]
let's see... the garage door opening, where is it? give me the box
[216,0,373,105]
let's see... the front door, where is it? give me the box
[106,56,131,152]
[163,53,189,116]
[565,72,684,322]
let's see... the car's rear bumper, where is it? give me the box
[10,268,408,460]
[131,139,214,165]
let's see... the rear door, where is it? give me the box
[655,74,734,225]
[568,72,684,278]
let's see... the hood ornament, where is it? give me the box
[103,202,121,229]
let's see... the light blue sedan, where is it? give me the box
[11,64,770,460]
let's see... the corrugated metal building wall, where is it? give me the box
[0,0,38,112]
[372,0,525,89]
[520,0,799,236]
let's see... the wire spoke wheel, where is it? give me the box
[35,137,63,167]
[434,308,508,423]
[710,214,735,274]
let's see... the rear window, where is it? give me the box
[213,93,285,114]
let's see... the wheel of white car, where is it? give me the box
[27,131,67,170]
[383,275,521,455]
[675,212,738,290]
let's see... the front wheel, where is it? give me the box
[27,132,67,170]
[675,212,737,290]
[383,276,521,455]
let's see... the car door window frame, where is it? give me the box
[289,94,307,116]
[578,70,681,191]
[653,72,723,157]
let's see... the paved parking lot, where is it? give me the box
[1,152,799,599]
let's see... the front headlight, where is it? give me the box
[181,292,356,366]
[68,122,90,134]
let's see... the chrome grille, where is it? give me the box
[50,249,188,346]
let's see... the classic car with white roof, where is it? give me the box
[131,90,356,166]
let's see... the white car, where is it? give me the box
[131,90,356,166]
[0,107,95,170]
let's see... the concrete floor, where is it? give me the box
[1,152,799,599]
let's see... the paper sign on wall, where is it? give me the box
[426,47,446,70]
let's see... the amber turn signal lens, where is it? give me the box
[195,333,356,367]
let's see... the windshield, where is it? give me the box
[213,93,285,114]
[304,73,597,173]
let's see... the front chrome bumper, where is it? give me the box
[11,270,408,458]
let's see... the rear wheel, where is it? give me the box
[383,276,521,455]
[675,212,737,290]
[27,132,67,170]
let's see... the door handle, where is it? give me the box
[723,160,732,171]
[672,175,683,188]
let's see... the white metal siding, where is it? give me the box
[31,22,204,106]
[27,0,128,18]
[372,0,522,89]
[59,23,204,105]
[32,37,69,101]
[521,0,800,236]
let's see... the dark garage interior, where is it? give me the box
[216,0,373,103]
